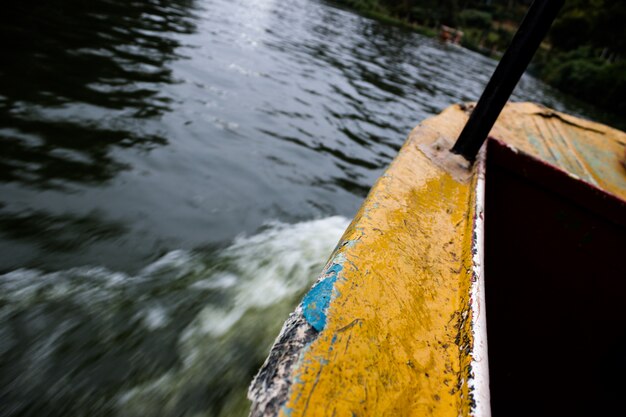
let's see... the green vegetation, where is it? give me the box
[332,0,625,115]
[536,0,626,114]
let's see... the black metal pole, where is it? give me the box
[451,0,564,161]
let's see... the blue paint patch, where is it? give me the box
[301,263,343,332]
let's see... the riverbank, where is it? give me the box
[329,0,625,117]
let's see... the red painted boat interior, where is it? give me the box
[484,139,626,416]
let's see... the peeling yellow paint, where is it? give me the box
[280,108,479,417]
[253,103,626,417]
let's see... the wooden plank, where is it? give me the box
[488,102,626,200]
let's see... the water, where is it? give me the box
[1,216,349,417]
[0,0,616,415]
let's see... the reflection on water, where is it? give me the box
[0,0,618,415]
[0,209,126,252]
[0,0,196,188]
[0,0,195,109]
[0,0,611,272]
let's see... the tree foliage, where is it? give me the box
[540,0,625,113]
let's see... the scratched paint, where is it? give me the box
[467,150,490,417]
[249,102,626,417]
[489,103,626,199]
[267,106,483,417]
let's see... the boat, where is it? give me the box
[248,102,626,417]
[439,25,464,44]
[247,1,626,415]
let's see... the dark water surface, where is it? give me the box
[0,0,615,416]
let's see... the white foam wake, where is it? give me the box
[0,216,349,417]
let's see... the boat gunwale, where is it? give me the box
[248,102,626,417]
[486,136,626,229]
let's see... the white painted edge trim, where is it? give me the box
[469,147,491,417]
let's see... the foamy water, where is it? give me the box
[0,217,349,417]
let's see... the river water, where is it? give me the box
[0,0,613,416]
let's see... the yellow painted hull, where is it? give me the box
[249,103,626,417]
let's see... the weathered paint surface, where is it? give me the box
[281,123,480,416]
[488,103,626,200]
[302,263,343,332]
[248,102,626,417]
[250,105,486,417]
